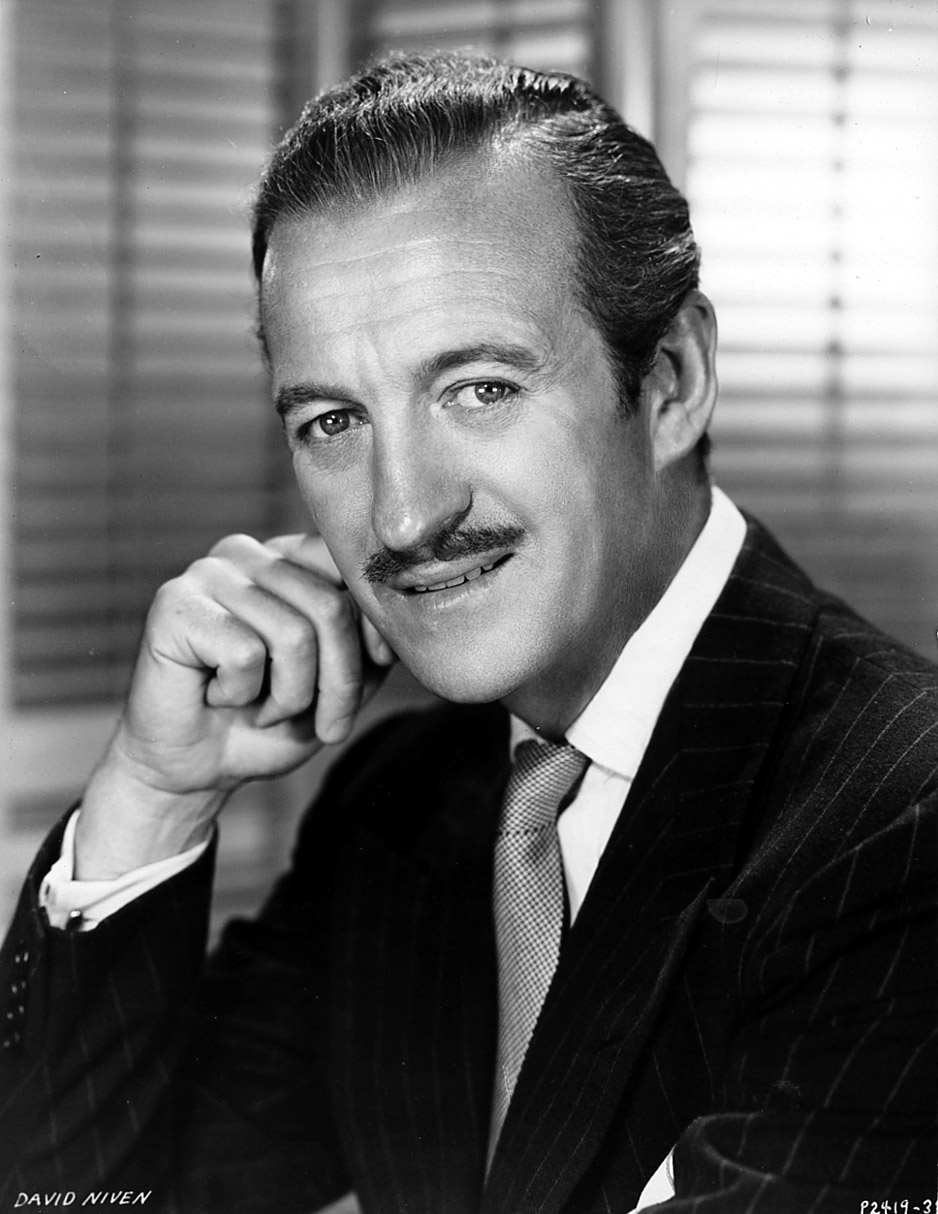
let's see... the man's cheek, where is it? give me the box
[295,478,360,559]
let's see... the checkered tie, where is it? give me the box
[488,739,589,1163]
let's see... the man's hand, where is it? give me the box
[75,534,395,879]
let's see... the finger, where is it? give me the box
[265,533,343,582]
[199,536,370,741]
[264,549,394,670]
[362,615,396,667]
[263,536,395,669]
[209,533,340,590]
[150,586,270,710]
[205,625,267,709]
[307,589,366,743]
[202,566,365,738]
[229,540,373,738]
[204,579,324,727]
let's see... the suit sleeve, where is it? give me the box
[0,734,381,1214]
[659,793,937,1212]
[161,809,353,1214]
[0,815,216,1205]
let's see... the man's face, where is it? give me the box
[261,154,673,729]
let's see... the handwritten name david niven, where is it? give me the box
[14,1195,152,1208]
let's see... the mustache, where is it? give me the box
[362,521,525,585]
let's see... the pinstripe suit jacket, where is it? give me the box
[1,519,936,1213]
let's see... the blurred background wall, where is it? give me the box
[1,0,936,933]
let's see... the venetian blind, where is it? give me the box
[357,0,592,75]
[11,0,286,706]
[684,0,938,657]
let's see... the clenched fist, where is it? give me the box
[75,534,395,879]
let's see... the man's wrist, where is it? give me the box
[42,808,213,930]
[76,752,226,880]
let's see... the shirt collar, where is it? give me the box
[510,486,747,778]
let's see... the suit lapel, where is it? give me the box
[484,521,820,1213]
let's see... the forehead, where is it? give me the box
[259,154,588,373]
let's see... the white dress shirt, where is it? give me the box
[511,486,746,924]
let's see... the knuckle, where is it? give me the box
[278,617,317,661]
[274,684,315,717]
[264,533,305,555]
[317,588,354,628]
[151,577,182,613]
[208,532,258,560]
[225,632,267,673]
[149,575,194,622]
[186,555,228,585]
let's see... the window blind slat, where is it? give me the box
[687,0,938,657]
[11,0,282,707]
[362,0,592,75]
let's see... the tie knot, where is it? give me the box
[499,740,588,834]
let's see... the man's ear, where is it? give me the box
[644,289,717,473]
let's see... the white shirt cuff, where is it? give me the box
[39,809,211,932]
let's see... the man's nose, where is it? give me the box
[369,429,471,554]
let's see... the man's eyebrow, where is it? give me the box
[275,344,545,420]
[416,342,545,382]
[275,381,347,421]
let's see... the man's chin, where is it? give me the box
[396,650,525,707]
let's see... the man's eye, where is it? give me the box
[295,409,357,443]
[316,410,350,436]
[450,381,517,408]
[474,382,509,405]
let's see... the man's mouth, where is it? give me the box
[362,523,525,587]
[410,556,507,594]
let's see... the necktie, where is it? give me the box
[488,739,589,1163]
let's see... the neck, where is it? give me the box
[503,479,712,740]
[502,667,613,743]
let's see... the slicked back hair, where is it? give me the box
[252,52,702,416]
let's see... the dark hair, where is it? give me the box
[253,52,701,419]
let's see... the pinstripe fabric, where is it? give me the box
[1,518,935,1213]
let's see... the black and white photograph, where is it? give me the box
[0,2,935,1211]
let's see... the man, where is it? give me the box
[0,53,935,1214]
